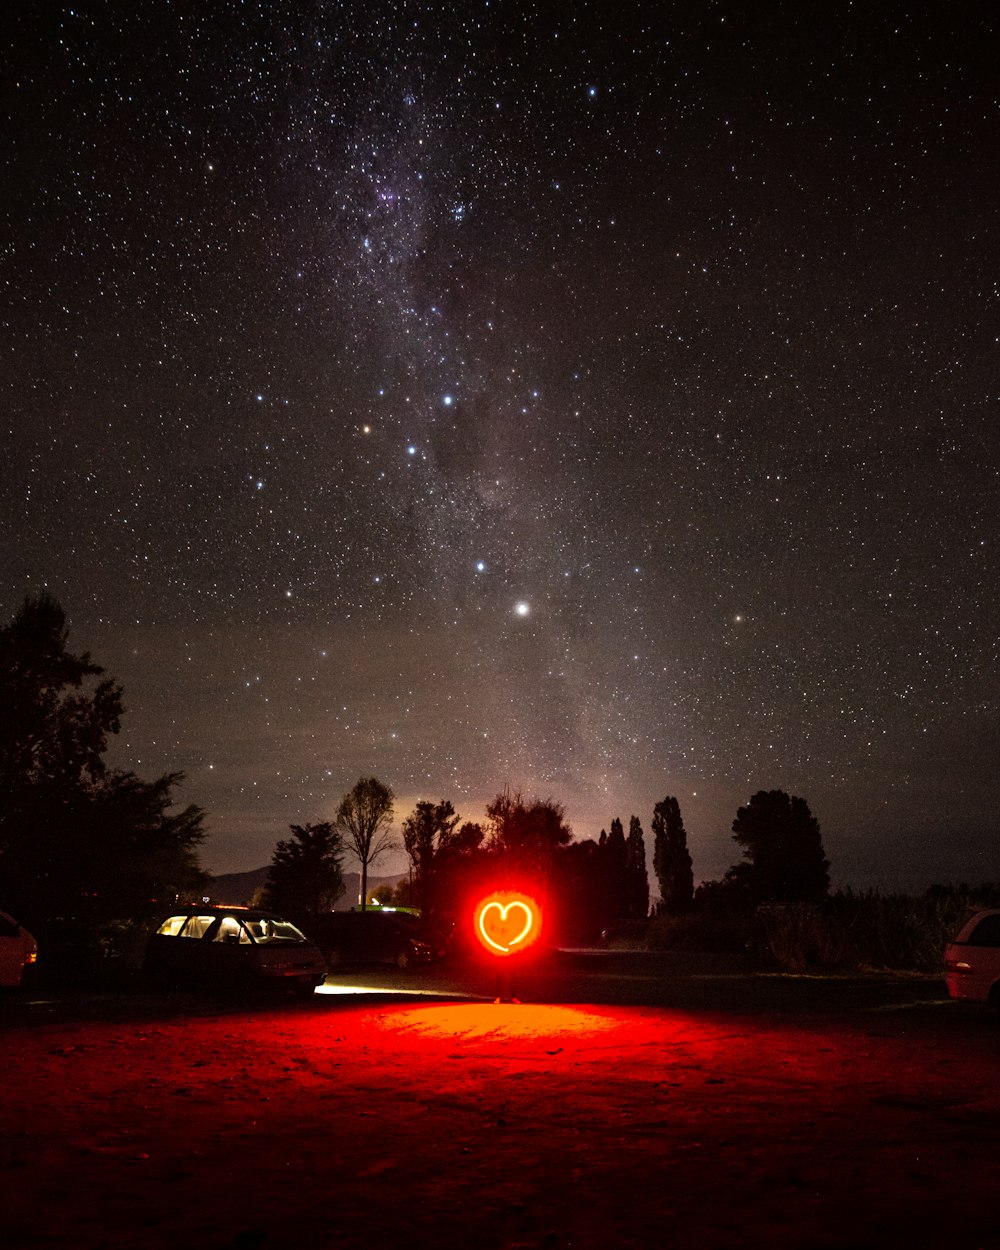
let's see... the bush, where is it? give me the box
[750,887,1000,973]
[647,908,753,954]
[643,884,1000,972]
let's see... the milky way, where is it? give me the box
[4,2,998,887]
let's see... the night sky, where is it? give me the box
[4,2,998,890]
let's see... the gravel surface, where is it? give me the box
[2,959,997,1249]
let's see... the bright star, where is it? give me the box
[515,601,530,617]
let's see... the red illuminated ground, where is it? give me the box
[2,957,998,1249]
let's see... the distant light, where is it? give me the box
[442,394,454,406]
[476,561,486,572]
[515,601,530,617]
[408,445,417,456]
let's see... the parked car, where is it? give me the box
[143,906,327,993]
[0,909,38,988]
[945,909,1000,1012]
[303,909,442,971]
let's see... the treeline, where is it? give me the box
[259,781,835,950]
[3,594,989,975]
[261,785,644,945]
[0,595,206,972]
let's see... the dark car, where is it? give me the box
[303,909,442,971]
[143,906,327,993]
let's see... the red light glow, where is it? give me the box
[473,891,541,957]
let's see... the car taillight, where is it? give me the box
[946,959,973,974]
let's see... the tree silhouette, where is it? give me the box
[0,594,205,934]
[264,822,344,918]
[652,796,694,913]
[731,790,829,905]
[555,838,608,942]
[603,818,629,917]
[430,819,487,926]
[335,776,396,911]
[485,788,572,877]
[401,799,460,915]
[625,816,650,919]
[1,593,121,838]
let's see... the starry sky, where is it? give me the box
[4,2,998,891]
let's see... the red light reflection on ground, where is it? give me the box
[371,1001,623,1043]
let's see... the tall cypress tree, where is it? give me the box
[604,817,629,918]
[625,816,650,919]
[652,796,694,913]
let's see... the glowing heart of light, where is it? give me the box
[474,893,540,957]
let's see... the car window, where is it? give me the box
[213,916,251,944]
[179,914,218,939]
[968,914,1000,947]
[248,917,308,943]
[156,915,190,937]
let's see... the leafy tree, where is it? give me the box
[335,776,396,911]
[401,799,460,915]
[484,788,572,877]
[440,820,485,857]
[731,789,830,905]
[0,593,122,846]
[652,796,694,913]
[429,819,487,925]
[264,822,344,917]
[625,816,650,919]
[555,838,608,943]
[0,594,206,937]
[694,862,753,910]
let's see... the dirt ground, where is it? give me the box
[2,958,998,1250]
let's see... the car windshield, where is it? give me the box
[243,917,309,944]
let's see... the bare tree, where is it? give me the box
[334,776,396,910]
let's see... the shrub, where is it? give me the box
[647,907,753,954]
[645,884,1000,972]
[750,887,1000,973]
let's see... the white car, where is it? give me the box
[945,909,1000,1011]
[143,906,327,993]
[0,909,38,988]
